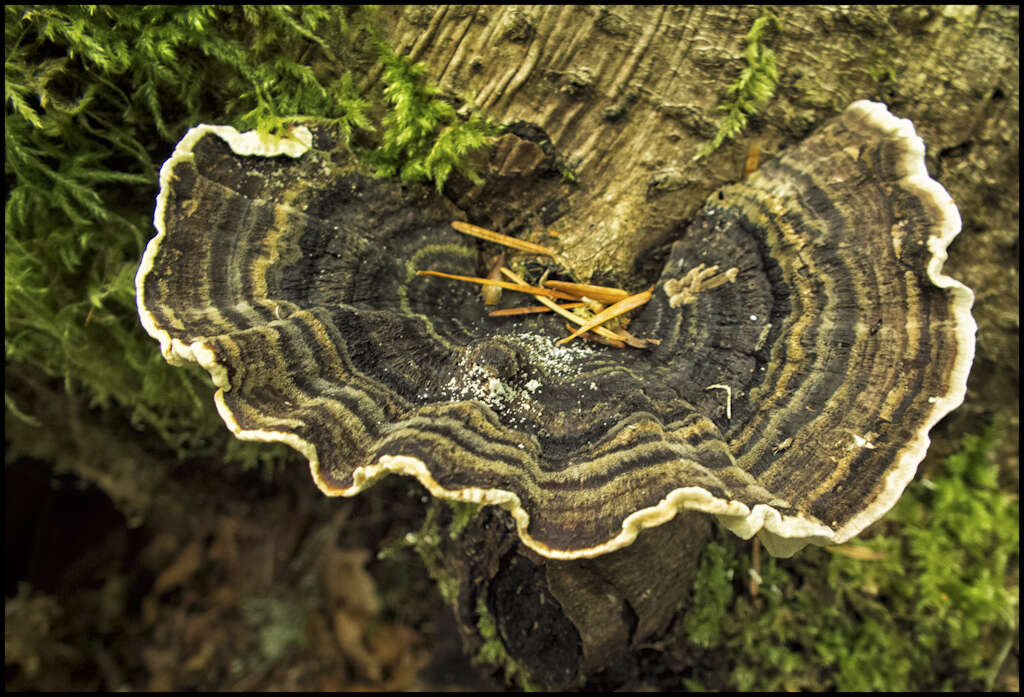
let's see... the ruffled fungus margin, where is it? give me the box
[137,101,975,559]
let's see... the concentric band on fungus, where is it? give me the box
[136,101,975,559]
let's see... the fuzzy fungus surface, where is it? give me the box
[137,102,975,559]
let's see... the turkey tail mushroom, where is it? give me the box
[137,101,974,559]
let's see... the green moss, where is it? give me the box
[867,48,898,84]
[684,540,736,647]
[362,45,496,191]
[5,5,492,467]
[241,595,309,663]
[687,424,1019,691]
[394,499,459,605]
[446,501,482,540]
[473,597,538,691]
[694,8,781,160]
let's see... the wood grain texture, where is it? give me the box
[137,102,974,558]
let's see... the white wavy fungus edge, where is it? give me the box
[136,103,976,560]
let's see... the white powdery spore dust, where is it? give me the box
[440,332,599,424]
[506,331,597,379]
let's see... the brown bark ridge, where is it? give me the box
[372,5,1018,689]
[432,503,712,689]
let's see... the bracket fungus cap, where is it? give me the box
[137,101,975,559]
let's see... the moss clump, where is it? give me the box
[683,540,736,648]
[241,595,310,664]
[363,46,495,191]
[473,597,538,691]
[694,8,781,160]
[686,423,1019,691]
[5,5,492,465]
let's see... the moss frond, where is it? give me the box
[694,8,781,160]
[364,45,496,191]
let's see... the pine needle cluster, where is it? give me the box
[695,9,781,160]
[4,6,493,461]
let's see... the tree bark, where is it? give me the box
[368,5,1019,689]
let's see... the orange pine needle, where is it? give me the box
[564,323,625,348]
[556,287,653,345]
[542,280,630,305]
[489,302,585,317]
[744,146,760,179]
[615,328,659,348]
[499,267,634,346]
[482,251,506,305]
[417,270,576,300]
[451,221,558,257]
[825,544,889,561]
